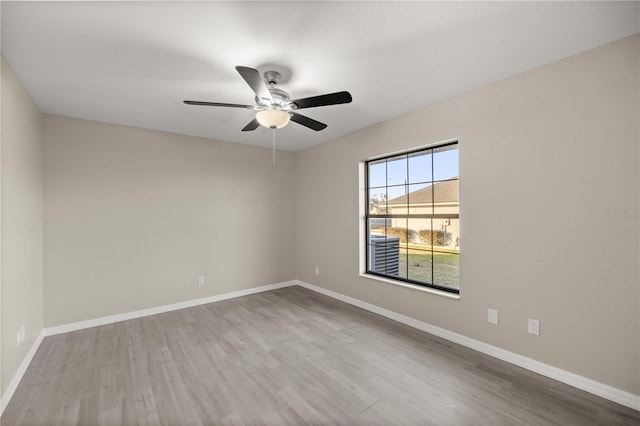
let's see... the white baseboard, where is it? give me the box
[295,280,640,412]
[3,279,637,416]
[44,280,297,336]
[1,330,45,415]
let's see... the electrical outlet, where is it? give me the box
[315,267,320,275]
[528,319,540,336]
[198,276,205,286]
[17,329,21,347]
[488,309,499,325]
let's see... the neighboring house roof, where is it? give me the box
[387,179,458,205]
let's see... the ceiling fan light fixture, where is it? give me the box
[184,66,352,132]
[256,109,290,129]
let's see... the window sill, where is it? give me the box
[359,273,461,300]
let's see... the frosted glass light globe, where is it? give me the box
[256,109,290,129]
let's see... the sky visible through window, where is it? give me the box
[369,146,458,201]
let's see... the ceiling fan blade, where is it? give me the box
[241,119,260,132]
[184,100,254,109]
[290,113,327,131]
[235,66,273,103]
[291,91,352,110]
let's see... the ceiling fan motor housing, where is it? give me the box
[265,88,292,108]
[255,71,293,109]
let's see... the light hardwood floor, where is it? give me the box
[2,286,639,425]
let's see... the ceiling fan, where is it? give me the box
[184,66,352,132]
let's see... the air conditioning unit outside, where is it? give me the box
[369,235,400,276]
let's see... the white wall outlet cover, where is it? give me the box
[488,308,499,325]
[528,319,540,335]
[315,267,320,275]
[198,276,205,286]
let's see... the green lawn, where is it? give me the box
[398,249,459,289]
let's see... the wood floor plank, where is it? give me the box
[2,286,639,425]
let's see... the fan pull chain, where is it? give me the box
[272,127,276,168]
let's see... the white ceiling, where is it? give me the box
[2,1,638,151]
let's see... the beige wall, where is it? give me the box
[43,116,296,326]
[295,35,640,395]
[2,33,638,403]
[1,57,44,396]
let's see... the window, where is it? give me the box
[365,142,460,294]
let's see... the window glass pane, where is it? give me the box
[433,145,458,181]
[433,178,459,218]
[386,218,407,244]
[368,228,391,275]
[367,244,385,275]
[386,155,407,187]
[407,218,432,284]
[446,218,460,251]
[407,249,433,284]
[433,251,459,289]
[408,183,432,215]
[368,239,401,277]
[408,218,430,250]
[415,218,434,251]
[384,240,401,277]
[408,151,432,184]
[433,218,456,248]
[367,218,386,239]
[387,185,407,214]
[397,248,409,280]
[368,159,386,188]
[433,179,459,205]
[387,218,406,278]
[368,188,388,214]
